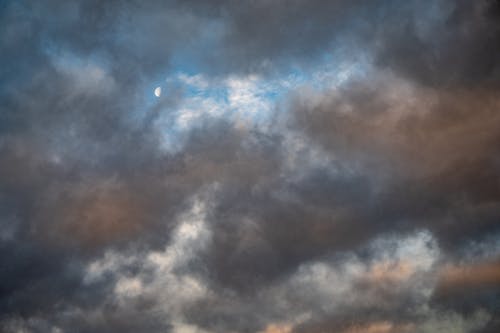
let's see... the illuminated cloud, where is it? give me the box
[1,1,500,332]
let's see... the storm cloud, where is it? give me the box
[1,0,500,332]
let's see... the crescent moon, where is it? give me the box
[154,87,162,97]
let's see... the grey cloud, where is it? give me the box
[1,0,500,332]
[290,73,500,247]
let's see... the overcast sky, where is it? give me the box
[1,1,500,332]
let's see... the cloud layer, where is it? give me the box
[1,0,500,332]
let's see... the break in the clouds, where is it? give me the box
[1,0,500,332]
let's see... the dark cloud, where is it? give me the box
[374,0,500,88]
[1,0,500,332]
[290,75,500,245]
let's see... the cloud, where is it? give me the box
[1,0,500,332]
[290,71,500,248]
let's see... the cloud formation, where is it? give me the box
[1,0,500,332]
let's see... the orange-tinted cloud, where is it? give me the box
[259,323,293,333]
[438,260,500,290]
[341,321,413,333]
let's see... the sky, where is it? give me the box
[1,1,500,332]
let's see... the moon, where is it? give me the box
[154,86,162,97]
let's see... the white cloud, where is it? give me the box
[83,194,214,330]
[265,230,441,320]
